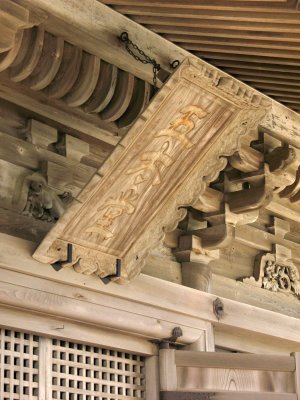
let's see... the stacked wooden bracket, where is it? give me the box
[0,24,152,129]
[171,126,300,297]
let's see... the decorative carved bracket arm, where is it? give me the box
[33,58,271,284]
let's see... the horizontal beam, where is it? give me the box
[175,351,295,371]
[0,130,96,189]
[17,0,190,86]
[161,392,297,400]
[132,15,300,33]
[0,233,300,348]
[0,304,154,355]
[101,0,297,12]
[0,75,119,146]
[113,4,300,23]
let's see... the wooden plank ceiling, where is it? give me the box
[101,0,300,113]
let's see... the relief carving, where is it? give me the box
[244,253,300,299]
[85,189,138,239]
[33,58,271,284]
[155,105,208,149]
[13,172,69,223]
[263,259,300,296]
[127,141,174,186]
[85,104,209,240]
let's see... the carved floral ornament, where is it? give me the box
[33,58,271,284]
[243,253,300,299]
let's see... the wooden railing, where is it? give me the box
[159,349,300,399]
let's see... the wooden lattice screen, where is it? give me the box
[0,328,146,400]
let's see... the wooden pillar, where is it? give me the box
[294,352,300,400]
[182,261,212,292]
[159,349,177,392]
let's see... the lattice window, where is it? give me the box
[0,328,39,400]
[0,328,146,400]
[51,339,145,400]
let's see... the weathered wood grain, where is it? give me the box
[175,351,295,372]
[33,57,270,283]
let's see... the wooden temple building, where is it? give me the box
[1,0,300,398]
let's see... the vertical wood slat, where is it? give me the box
[294,352,300,400]
[145,355,160,400]
[159,349,177,391]
[0,329,4,400]
[38,337,52,400]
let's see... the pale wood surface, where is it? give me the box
[159,349,177,391]
[1,234,300,352]
[33,56,270,283]
[145,356,160,400]
[0,75,119,146]
[164,392,297,400]
[175,351,295,372]
[176,369,295,393]
[294,353,300,399]
[0,305,154,355]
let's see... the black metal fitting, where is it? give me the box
[100,258,122,285]
[119,31,129,42]
[170,60,180,69]
[51,243,73,271]
[152,326,183,349]
[213,297,225,320]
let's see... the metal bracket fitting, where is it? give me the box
[100,259,122,285]
[213,297,225,320]
[51,243,73,271]
[170,59,180,69]
[152,326,183,349]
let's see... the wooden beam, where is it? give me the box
[113,5,300,23]
[16,0,190,86]
[0,75,119,146]
[175,351,296,371]
[161,392,297,400]
[0,207,53,242]
[0,304,155,355]
[0,131,96,191]
[101,0,297,12]
[132,15,300,33]
[148,25,300,43]
[260,101,300,149]
[1,233,300,348]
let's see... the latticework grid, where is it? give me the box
[0,328,39,400]
[51,339,145,400]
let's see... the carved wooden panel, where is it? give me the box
[33,58,271,283]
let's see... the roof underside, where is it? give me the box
[101,0,300,114]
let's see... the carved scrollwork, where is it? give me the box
[243,252,300,299]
